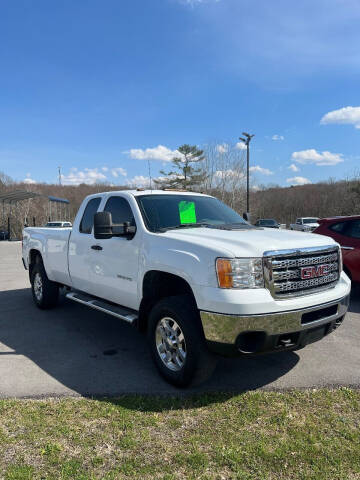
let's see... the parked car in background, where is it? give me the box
[290,217,319,232]
[44,221,72,228]
[0,228,9,240]
[314,215,360,283]
[255,219,280,228]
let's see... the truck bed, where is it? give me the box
[22,227,72,285]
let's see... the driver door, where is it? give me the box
[89,195,140,310]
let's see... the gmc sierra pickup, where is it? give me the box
[22,190,351,386]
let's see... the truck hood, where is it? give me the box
[162,227,336,257]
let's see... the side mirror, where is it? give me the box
[94,212,113,240]
[94,212,137,240]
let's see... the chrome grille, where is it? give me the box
[264,245,340,298]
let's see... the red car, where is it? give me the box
[314,215,360,283]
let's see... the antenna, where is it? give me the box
[58,166,62,186]
[147,158,153,191]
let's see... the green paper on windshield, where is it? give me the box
[179,201,197,224]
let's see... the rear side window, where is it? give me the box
[79,197,101,234]
[104,196,135,226]
[346,220,360,239]
[329,222,347,233]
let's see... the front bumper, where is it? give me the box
[200,294,350,356]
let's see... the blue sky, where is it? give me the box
[0,0,360,188]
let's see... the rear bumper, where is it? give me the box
[200,294,350,356]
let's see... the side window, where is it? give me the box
[329,222,346,234]
[104,196,135,227]
[79,197,101,234]
[345,220,360,239]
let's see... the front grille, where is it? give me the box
[264,246,340,298]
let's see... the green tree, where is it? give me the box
[155,144,206,190]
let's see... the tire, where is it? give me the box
[31,259,59,309]
[147,295,217,387]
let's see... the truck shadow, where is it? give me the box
[2,285,344,409]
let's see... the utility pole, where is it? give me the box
[239,132,254,215]
[58,166,62,186]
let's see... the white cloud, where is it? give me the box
[288,163,300,172]
[126,175,151,187]
[23,177,36,184]
[249,165,274,175]
[235,141,247,150]
[286,176,312,185]
[129,145,180,163]
[216,143,228,154]
[272,134,284,141]
[101,167,109,172]
[61,168,107,185]
[291,149,344,166]
[23,173,36,184]
[111,167,127,178]
[320,106,360,129]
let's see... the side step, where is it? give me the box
[66,292,138,324]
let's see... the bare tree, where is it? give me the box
[202,142,247,211]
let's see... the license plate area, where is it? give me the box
[305,325,326,345]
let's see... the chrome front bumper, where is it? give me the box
[200,295,350,356]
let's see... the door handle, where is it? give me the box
[341,246,354,250]
[91,245,103,251]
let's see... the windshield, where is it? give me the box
[136,194,248,232]
[259,219,277,226]
[303,218,318,224]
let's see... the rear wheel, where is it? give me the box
[31,259,59,309]
[148,295,217,387]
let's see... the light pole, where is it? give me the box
[239,132,254,215]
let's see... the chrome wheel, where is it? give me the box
[155,317,187,372]
[33,273,43,302]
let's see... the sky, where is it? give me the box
[0,0,360,188]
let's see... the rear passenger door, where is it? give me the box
[89,195,140,310]
[69,197,102,293]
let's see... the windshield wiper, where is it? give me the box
[159,223,211,232]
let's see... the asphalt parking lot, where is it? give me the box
[0,241,359,398]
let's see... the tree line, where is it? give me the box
[0,143,359,239]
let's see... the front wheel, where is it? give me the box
[148,295,217,387]
[31,260,59,309]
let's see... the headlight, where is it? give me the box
[216,258,264,289]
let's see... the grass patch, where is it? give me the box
[0,389,359,479]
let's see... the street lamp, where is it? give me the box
[239,132,254,216]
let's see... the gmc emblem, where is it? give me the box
[300,264,330,280]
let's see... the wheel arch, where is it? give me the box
[138,270,198,332]
[28,249,43,279]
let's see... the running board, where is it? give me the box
[66,292,138,324]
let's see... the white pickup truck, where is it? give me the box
[22,190,350,387]
[290,217,320,232]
